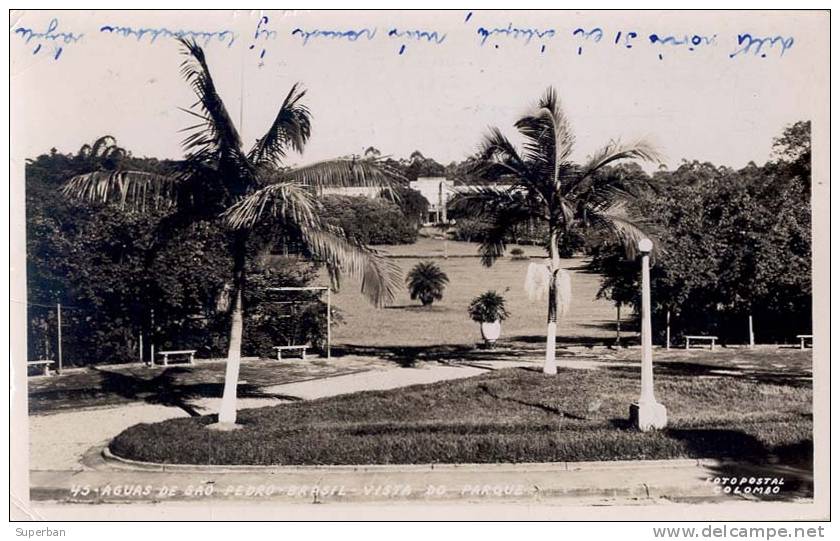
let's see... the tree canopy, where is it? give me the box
[591,122,812,343]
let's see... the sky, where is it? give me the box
[10,10,829,171]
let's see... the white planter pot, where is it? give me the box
[480,320,502,345]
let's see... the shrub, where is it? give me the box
[406,261,449,306]
[450,217,493,242]
[379,186,429,227]
[242,261,340,357]
[509,247,526,260]
[468,291,510,323]
[321,195,417,245]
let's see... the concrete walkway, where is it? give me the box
[30,403,190,471]
[29,357,636,472]
[145,357,632,414]
[30,360,518,472]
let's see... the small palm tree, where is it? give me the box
[453,87,660,374]
[62,39,402,427]
[407,261,449,306]
[468,290,510,323]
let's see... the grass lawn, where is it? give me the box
[326,239,621,350]
[28,360,368,414]
[109,366,812,466]
[605,347,813,387]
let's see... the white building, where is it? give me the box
[318,176,515,226]
[409,177,455,224]
[317,186,382,198]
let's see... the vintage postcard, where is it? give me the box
[8,9,829,522]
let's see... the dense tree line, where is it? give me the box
[590,122,812,344]
[26,140,334,365]
[27,143,436,365]
[27,119,812,365]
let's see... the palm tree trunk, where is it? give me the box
[217,287,243,424]
[217,234,247,425]
[544,229,560,375]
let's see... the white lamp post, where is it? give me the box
[630,238,667,431]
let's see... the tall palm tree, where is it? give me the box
[62,39,402,427]
[453,88,660,374]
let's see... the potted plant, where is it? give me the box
[468,290,511,347]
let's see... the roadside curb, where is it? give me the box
[101,446,723,474]
[31,448,811,505]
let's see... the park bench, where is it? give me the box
[28,360,55,376]
[273,345,308,361]
[156,349,196,366]
[796,335,813,350]
[684,335,717,351]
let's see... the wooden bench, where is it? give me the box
[273,345,308,361]
[28,360,55,376]
[796,335,813,350]
[684,335,718,351]
[157,349,196,366]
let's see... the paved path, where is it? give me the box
[30,360,521,472]
[30,357,634,472]
[30,403,190,471]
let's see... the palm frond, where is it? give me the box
[248,83,312,168]
[76,144,92,160]
[178,38,242,153]
[580,140,662,180]
[525,261,551,301]
[476,124,560,207]
[474,127,530,181]
[300,226,402,307]
[177,38,254,194]
[563,168,640,212]
[514,87,575,181]
[91,135,119,158]
[524,262,572,317]
[62,170,178,211]
[277,157,403,188]
[450,187,540,266]
[538,87,575,161]
[223,182,402,306]
[222,182,319,230]
[448,185,512,217]
[555,269,572,317]
[589,203,654,259]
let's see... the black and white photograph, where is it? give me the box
[8,8,830,524]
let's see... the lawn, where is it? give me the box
[605,347,813,387]
[27,359,369,414]
[326,238,622,350]
[109,366,812,466]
